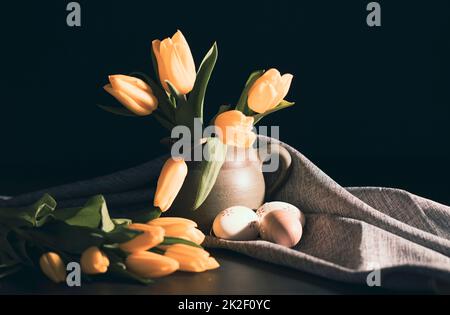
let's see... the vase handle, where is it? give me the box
[260,142,292,198]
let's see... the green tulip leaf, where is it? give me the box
[0,228,22,266]
[111,218,132,226]
[166,80,186,105]
[165,80,187,108]
[27,222,105,254]
[99,199,115,233]
[97,104,138,117]
[0,195,57,268]
[131,208,162,224]
[105,251,154,285]
[187,42,218,124]
[191,137,227,210]
[252,100,295,124]
[0,194,57,228]
[56,195,115,232]
[109,263,154,285]
[102,224,142,244]
[174,104,196,130]
[235,70,265,113]
[174,96,196,128]
[174,72,198,129]
[161,236,202,248]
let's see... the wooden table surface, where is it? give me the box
[0,248,397,295]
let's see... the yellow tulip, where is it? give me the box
[39,252,66,283]
[148,217,197,228]
[214,110,256,148]
[164,225,205,245]
[154,158,188,212]
[152,30,196,95]
[164,244,220,272]
[126,251,179,278]
[104,74,158,116]
[247,68,293,114]
[148,217,205,245]
[80,246,110,275]
[119,223,165,253]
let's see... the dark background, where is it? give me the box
[1,0,449,204]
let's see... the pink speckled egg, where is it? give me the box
[256,201,305,227]
[259,209,302,248]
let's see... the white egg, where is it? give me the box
[212,206,260,241]
[256,201,305,227]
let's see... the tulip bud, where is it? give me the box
[152,30,196,95]
[80,246,110,275]
[148,216,205,245]
[119,223,165,253]
[166,225,205,245]
[247,68,293,114]
[104,75,158,116]
[214,110,256,148]
[39,252,66,283]
[148,217,197,228]
[164,244,220,272]
[154,158,188,212]
[126,251,179,278]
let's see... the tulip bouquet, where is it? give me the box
[0,194,218,284]
[100,30,295,212]
[0,30,295,285]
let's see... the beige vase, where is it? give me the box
[168,142,292,232]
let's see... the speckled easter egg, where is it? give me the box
[212,206,259,241]
[259,209,302,248]
[256,201,306,227]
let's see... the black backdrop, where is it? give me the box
[1,0,449,204]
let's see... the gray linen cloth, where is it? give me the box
[1,138,449,292]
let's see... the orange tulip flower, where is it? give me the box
[104,75,158,116]
[152,30,196,95]
[247,68,293,114]
[148,217,197,228]
[119,223,165,253]
[126,251,179,278]
[164,244,220,272]
[80,246,110,275]
[39,252,66,283]
[154,158,188,212]
[214,110,256,148]
[148,217,205,245]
